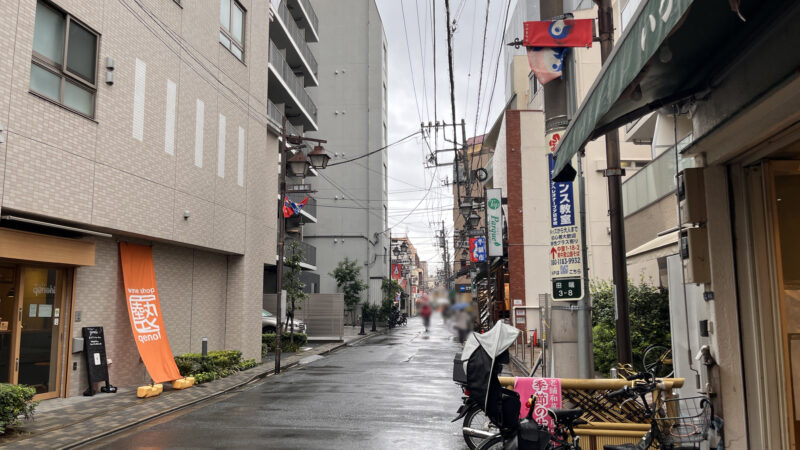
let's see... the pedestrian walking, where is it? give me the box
[420,301,432,332]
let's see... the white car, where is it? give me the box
[262,309,306,334]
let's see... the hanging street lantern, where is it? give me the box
[459,203,472,219]
[308,144,331,169]
[467,211,481,228]
[287,151,311,177]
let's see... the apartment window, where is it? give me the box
[220,0,245,60]
[30,1,98,118]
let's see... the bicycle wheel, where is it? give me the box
[463,406,498,449]
[643,345,674,378]
[475,435,504,450]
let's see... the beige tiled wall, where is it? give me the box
[70,238,235,397]
[1,0,276,394]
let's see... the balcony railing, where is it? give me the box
[268,100,282,127]
[622,135,694,217]
[286,236,316,267]
[275,0,318,76]
[269,40,318,124]
[295,0,318,37]
[268,100,303,137]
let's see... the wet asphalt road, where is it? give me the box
[88,315,467,449]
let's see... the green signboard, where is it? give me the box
[486,188,503,257]
[552,278,582,301]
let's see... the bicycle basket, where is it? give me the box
[654,396,712,445]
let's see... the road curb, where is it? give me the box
[38,331,386,449]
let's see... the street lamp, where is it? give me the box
[400,241,409,253]
[459,203,472,219]
[467,211,481,228]
[287,151,312,177]
[308,144,331,170]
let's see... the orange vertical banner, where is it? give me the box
[119,242,181,383]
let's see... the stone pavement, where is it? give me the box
[0,330,382,449]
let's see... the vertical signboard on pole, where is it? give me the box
[547,132,584,301]
[486,188,503,257]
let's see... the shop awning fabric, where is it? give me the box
[551,0,782,177]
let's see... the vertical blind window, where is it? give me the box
[220,0,245,61]
[30,1,98,118]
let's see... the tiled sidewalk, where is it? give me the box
[0,331,381,449]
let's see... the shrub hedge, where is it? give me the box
[0,384,37,434]
[262,332,308,355]
[174,350,258,384]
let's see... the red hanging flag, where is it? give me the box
[283,197,294,218]
[523,19,593,48]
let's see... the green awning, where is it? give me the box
[552,0,784,176]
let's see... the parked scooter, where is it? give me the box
[454,322,586,450]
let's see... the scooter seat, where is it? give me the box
[548,408,584,424]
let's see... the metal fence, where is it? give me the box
[263,293,344,340]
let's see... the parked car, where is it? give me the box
[262,309,306,334]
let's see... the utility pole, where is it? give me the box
[595,0,632,365]
[440,221,452,293]
[275,117,287,375]
[540,0,591,378]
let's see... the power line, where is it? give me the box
[328,130,421,166]
[479,0,513,142]
[400,0,426,126]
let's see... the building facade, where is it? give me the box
[549,0,800,446]
[483,4,648,377]
[0,0,275,399]
[263,0,321,298]
[304,0,389,306]
[451,135,491,302]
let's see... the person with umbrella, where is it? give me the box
[451,302,473,343]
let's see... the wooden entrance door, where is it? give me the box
[0,265,71,400]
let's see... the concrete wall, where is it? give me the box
[625,195,677,250]
[305,0,388,304]
[0,0,275,394]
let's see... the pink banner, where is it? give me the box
[513,377,562,432]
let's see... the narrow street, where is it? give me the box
[86,316,466,449]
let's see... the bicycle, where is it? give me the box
[642,344,674,378]
[475,395,585,450]
[603,372,713,450]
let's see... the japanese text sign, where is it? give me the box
[469,237,487,262]
[513,377,563,432]
[119,242,181,383]
[548,145,584,301]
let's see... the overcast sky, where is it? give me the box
[376,0,514,275]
